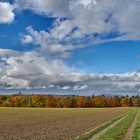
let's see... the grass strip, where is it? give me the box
[74,113,127,140]
[97,111,136,140]
[132,110,140,140]
[132,120,140,140]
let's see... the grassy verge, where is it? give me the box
[132,109,140,140]
[74,113,127,140]
[98,111,136,140]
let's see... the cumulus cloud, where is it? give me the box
[75,0,98,9]
[0,49,76,89]
[3,51,72,76]
[62,86,71,90]
[21,26,83,57]
[14,0,71,17]
[21,35,33,44]
[17,0,140,60]
[0,2,15,24]
[0,49,139,95]
[1,58,140,95]
[0,49,20,57]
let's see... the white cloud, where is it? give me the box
[62,86,71,90]
[0,49,75,89]
[13,0,140,57]
[0,50,140,95]
[4,51,72,76]
[48,84,55,88]
[73,85,88,90]
[21,35,33,44]
[0,2,15,24]
[14,0,71,17]
[22,26,83,55]
[0,49,20,57]
[75,0,97,9]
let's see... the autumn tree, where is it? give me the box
[131,98,140,107]
[120,97,130,107]
[0,95,7,106]
[106,97,120,107]
[12,96,24,107]
[56,97,69,108]
[93,96,107,107]
[1,94,140,108]
[45,95,57,107]
[77,96,87,107]
[31,95,45,107]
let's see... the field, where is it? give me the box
[77,108,140,140]
[0,107,128,140]
[1,107,140,140]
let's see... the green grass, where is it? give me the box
[132,109,140,140]
[74,114,126,140]
[98,111,136,140]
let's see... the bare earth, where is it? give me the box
[0,107,128,140]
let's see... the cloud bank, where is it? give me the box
[16,0,140,43]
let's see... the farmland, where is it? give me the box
[0,107,128,140]
[77,108,140,140]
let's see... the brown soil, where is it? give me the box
[0,107,128,140]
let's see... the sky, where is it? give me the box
[0,0,140,95]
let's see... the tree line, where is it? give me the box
[0,94,140,108]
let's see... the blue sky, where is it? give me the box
[0,10,55,51]
[0,0,140,95]
[66,41,140,73]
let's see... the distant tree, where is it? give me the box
[31,95,45,107]
[106,97,120,107]
[131,98,140,107]
[0,96,7,106]
[12,96,24,107]
[45,95,57,108]
[0,97,3,106]
[93,96,107,107]
[71,95,77,107]
[90,97,95,107]
[77,96,87,107]
[1,94,140,108]
[64,97,73,108]
[120,97,130,107]
[56,97,70,108]
[2,98,11,107]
